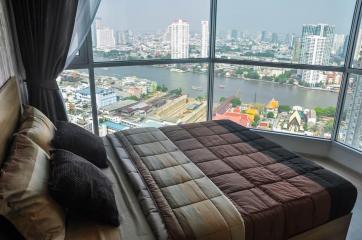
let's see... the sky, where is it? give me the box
[96,0,356,35]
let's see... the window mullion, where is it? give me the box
[207,0,217,120]
[86,32,99,135]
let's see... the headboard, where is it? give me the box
[0,77,21,166]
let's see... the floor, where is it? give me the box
[302,155,362,240]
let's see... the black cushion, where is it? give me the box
[0,216,25,240]
[53,121,108,168]
[48,149,120,227]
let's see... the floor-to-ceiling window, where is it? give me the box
[337,12,362,152]
[212,0,355,139]
[61,0,362,153]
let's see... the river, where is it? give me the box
[93,65,339,108]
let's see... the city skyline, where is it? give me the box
[96,0,355,35]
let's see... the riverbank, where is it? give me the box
[90,65,339,108]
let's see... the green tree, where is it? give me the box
[231,98,241,107]
[278,105,291,113]
[219,97,226,102]
[196,96,205,101]
[262,76,274,81]
[314,106,336,118]
[170,88,182,96]
[124,96,139,101]
[245,71,260,79]
[157,84,168,92]
[235,68,244,75]
[267,112,274,118]
[252,114,260,127]
[274,71,294,84]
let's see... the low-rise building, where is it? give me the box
[76,87,117,109]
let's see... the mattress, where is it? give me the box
[105,120,357,240]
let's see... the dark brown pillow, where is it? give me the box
[49,149,120,227]
[52,121,108,168]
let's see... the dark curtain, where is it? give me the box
[11,0,79,122]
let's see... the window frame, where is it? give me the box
[65,0,362,153]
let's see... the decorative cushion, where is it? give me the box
[53,121,108,168]
[49,149,120,227]
[0,134,65,240]
[17,105,56,153]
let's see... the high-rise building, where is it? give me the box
[261,30,271,42]
[353,30,362,65]
[342,75,362,150]
[96,27,116,49]
[300,24,335,65]
[95,18,103,30]
[201,21,209,58]
[332,34,345,56]
[342,34,349,57]
[271,32,279,44]
[92,18,103,48]
[301,35,327,85]
[300,24,335,85]
[169,19,190,59]
[231,29,238,40]
[95,18,115,49]
[285,33,293,47]
[117,30,131,46]
[291,36,302,63]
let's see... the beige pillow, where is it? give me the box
[17,105,56,153]
[0,134,65,240]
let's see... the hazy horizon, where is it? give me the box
[96,0,356,35]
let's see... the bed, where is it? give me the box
[0,77,358,240]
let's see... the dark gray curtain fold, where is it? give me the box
[11,0,79,122]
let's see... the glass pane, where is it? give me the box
[92,0,210,61]
[216,0,355,66]
[352,26,362,68]
[213,64,342,139]
[94,64,208,136]
[58,70,94,132]
[338,74,362,151]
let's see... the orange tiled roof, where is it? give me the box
[214,112,251,127]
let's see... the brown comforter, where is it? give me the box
[107,120,357,240]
